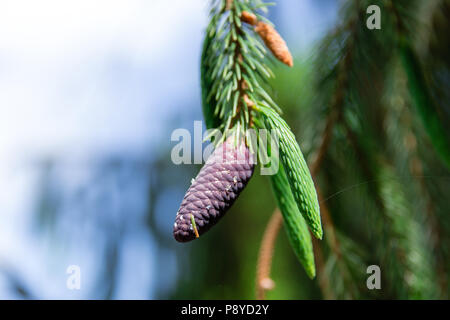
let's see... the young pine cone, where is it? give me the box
[173,137,255,242]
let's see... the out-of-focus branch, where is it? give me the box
[316,188,356,299]
[311,112,337,177]
[0,263,35,299]
[255,210,283,300]
[402,114,448,298]
[342,120,385,210]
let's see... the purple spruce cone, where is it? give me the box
[173,137,256,242]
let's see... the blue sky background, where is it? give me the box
[0,0,337,299]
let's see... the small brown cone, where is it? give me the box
[255,21,293,67]
[241,11,258,26]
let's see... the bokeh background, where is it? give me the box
[0,0,448,299]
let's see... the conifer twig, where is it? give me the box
[225,0,233,11]
[256,209,283,300]
[203,0,319,298]
[388,1,448,297]
[407,142,447,298]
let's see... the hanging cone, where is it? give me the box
[173,136,255,242]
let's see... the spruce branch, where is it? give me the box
[378,165,439,299]
[203,1,321,249]
[312,236,335,299]
[253,0,448,300]
[202,0,289,143]
[343,113,441,298]
[316,188,360,299]
[385,63,448,298]
[387,0,450,169]
[201,0,323,298]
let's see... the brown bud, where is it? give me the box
[225,0,233,11]
[241,11,258,26]
[243,94,254,107]
[240,79,248,90]
[255,21,293,67]
[260,278,275,290]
